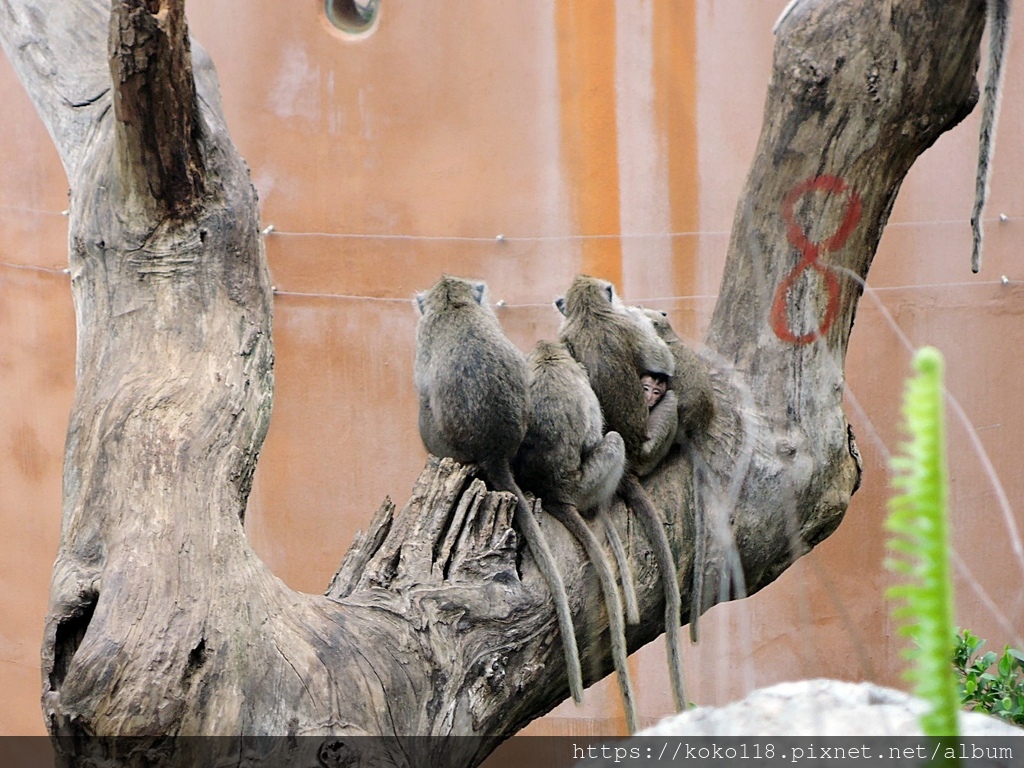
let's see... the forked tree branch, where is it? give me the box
[0,0,989,765]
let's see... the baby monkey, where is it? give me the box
[642,373,668,409]
[639,308,715,443]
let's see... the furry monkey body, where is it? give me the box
[640,308,715,443]
[557,275,688,712]
[513,340,626,510]
[514,340,639,731]
[414,276,585,703]
[555,282,674,462]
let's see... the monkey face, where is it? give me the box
[641,375,666,408]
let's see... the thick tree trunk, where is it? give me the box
[0,0,986,765]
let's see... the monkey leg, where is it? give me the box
[619,475,687,712]
[417,395,461,460]
[547,503,639,733]
[635,390,679,477]
[599,511,640,625]
[576,431,626,515]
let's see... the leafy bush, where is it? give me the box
[953,628,1024,726]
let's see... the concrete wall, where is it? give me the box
[2,0,1022,736]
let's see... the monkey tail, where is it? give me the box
[689,460,707,644]
[972,0,1012,274]
[599,511,641,625]
[487,462,585,704]
[548,503,639,733]
[619,475,687,712]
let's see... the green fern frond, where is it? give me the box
[885,346,959,738]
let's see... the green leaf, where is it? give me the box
[885,347,958,739]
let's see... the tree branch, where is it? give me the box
[0,0,993,765]
[0,0,109,176]
[109,0,204,216]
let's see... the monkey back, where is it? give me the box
[414,276,528,465]
[557,277,652,463]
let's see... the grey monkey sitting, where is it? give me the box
[414,275,584,703]
[513,339,640,731]
[513,340,626,511]
[556,275,688,712]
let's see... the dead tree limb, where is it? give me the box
[0,0,988,765]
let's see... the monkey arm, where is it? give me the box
[634,390,679,477]
[668,346,716,441]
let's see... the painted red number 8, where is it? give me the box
[770,175,862,345]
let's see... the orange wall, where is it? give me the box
[2,0,1022,737]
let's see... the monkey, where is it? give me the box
[971,0,1012,273]
[512,339,640,732]
[555,275,688,712]
[639,308,717,643]
[513,340,626,513]
[639,308,715,443]
[511,344,642,621]
[641,373,668,409]
[624,305,680,477]
[413,275,585,704]
[569,299,679,475]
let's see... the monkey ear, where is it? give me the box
[414,292,427,314]
[554,296,567,316]
[470,281,486,305]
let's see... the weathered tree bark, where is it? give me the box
[0,0,988,765]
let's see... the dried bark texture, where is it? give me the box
[0,0,989,765]
[109,0,204,217]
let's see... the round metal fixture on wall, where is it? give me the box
[325,0,379,36]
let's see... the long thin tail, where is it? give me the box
[972,0,1012,273]
[489,463,585,704]
[600,511,641,625]
[689,461,707,644]
[619,475,687,712]
[549,503,639,733]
